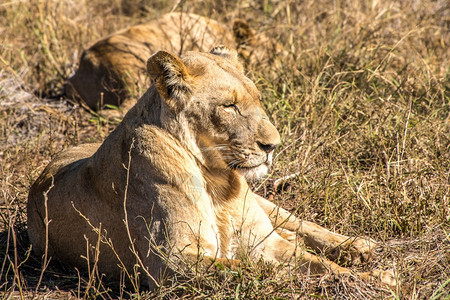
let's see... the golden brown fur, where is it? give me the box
[29,48,394,289]
[64,12,281,114]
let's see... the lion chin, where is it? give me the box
[237,163,269,181]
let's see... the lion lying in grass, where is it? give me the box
[64,12,281,114]
[28,47,394,289]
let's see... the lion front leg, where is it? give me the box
[263,235,351,274]
[295,220,377,265]
[263,233,397,288]
[255,195,376,265]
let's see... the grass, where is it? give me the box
[1,0,449,298]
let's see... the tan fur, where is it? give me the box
[65,12,281,114]
[29,48,395,289]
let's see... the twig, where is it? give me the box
[170,0,184,12]
[273,171,301,190]
[84,222,102,297]
[35,177,54,293]
[122,139,160,289]
[10,204,24,299]
[71,202,136,291]
[401,99,412,160]
[0,207,12,285]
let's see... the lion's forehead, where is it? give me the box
[236,84,262,108]
[183,52,246,81]
[183,52,262,107]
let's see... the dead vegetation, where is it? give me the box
[0,0,448,298]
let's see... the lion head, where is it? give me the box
[145,46,281,181]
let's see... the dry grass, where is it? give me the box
[1,0,449,298]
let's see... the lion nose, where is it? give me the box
[257,141,277,153]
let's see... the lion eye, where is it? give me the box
[223,103,241,115]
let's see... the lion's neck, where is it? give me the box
[132,88,205,164]
[197,135,241,204]
[162,111,205,164]
[135,88,241,204]
[158,112,242,204]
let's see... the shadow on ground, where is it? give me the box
[0,224,89,298]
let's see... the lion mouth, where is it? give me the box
[230,161,268,170]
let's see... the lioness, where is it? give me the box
[29,47,393,289]
[65,12,280,113]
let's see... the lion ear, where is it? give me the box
[210,46,244,73]
[147,51,193,113]
[232,19,255,46]
[232,19,256,65]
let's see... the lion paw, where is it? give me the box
[360,269,398,288]
[329,237,377,266]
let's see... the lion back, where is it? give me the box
[65,13,237,111]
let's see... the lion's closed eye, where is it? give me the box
[222,103,241,115]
